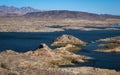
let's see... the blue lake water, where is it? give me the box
[0,30,120,71]
[0,30,120,52]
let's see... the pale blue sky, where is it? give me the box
[0,0,120,15]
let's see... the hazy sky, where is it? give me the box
[0,0,120,15]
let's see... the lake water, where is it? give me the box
[0,30,120,52]
[0,29,120,71]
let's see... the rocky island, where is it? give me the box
[96,36,120,53]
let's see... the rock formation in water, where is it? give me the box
[96,36,120,53]
[0,48,120,75]
[0,43,88,75]
[96,46,120,53]
[97,36,120,43]
[0,35,120,75]
[51,34,86,46]
[25,43,85,65]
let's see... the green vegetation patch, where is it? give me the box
[63,57,79,64]
[49,57,79,68]
[52,42,86,47]
[67,47,81,53]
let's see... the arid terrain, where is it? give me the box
[0,35,120,75]
[0,17,120,32]
[0,6,120,32]
[0,6,120,75]
[95,36,120,53]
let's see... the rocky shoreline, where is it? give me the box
[0,25,120,32]
[0,35,120,75]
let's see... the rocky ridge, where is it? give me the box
[0,44,120,75]
[25,10,120,20]
[51,34,86,46]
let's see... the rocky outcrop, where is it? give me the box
[26,43,55,57]
[0,35,120,75]
[25,43,85,66]
[96,36,120,53]
[51,34,86,46]
[97,36,120,43]
[95,46,120,53]
[0,45,120,75]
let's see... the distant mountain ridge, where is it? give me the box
[25,10,120,20]
[0,5,40,16]
[0,5,120,21]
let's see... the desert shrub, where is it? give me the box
[8,72,18,75]
[0,63,9,70]
[52,42,87,47]
[49,61,60,68]
[52,43,69,47]
[64,57,79,64]
[67,47,81,53]
[49,57,78,68]
[105,43,120,49]
[50,61,59,66]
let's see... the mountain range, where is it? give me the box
[0,5,39,16]
[0,5,120,20]
[25,10,120,20]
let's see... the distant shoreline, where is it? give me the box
[0,17,120,32]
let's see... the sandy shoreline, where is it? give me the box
[0,17,120,32]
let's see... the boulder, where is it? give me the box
[51,34,86,46]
